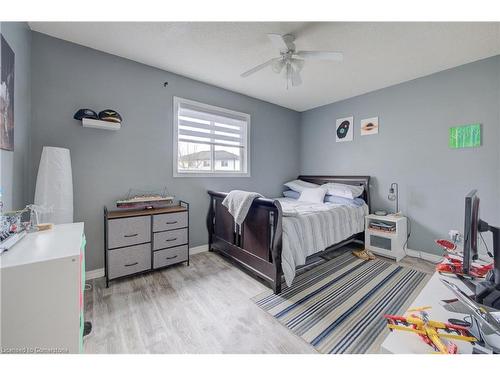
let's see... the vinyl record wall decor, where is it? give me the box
[335,116,353,142]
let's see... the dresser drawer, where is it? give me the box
[153,228,188,250]
[153,245,188,269]
[108,243,151,279]
[108,216,151,249]
[153,211,188,232]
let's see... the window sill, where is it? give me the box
[173,172,251,178]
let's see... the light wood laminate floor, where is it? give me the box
[83,251,435,354]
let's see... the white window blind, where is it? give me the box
[173,97,250,177]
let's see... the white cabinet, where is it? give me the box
[365,214,407,262]
[0,223,85,354]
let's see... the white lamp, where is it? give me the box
[34,147,73,224]
[388,182,399,215]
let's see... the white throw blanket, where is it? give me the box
[222,190,263,225]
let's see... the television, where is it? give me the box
[463,190,479,275]
[463,190,500,309]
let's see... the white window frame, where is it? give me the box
[173,96,251,177]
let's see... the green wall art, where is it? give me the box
[449,123,481,149]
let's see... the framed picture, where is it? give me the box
[449,124,481,149]
[335,116,353,142]
[1,34,15,151]
[360,117,379,136]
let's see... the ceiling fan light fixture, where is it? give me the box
[240,33,344,88]
[291,59,305,72]
[272,59,285,74]
[282,63,302,89]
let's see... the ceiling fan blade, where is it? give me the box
[241,58,279,78]
[267,33,291,52]
[295,51,344,61]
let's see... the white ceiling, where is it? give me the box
[29,22,500,112]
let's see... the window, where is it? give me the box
[173,97,250,177]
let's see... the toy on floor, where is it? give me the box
[436,239,457,252]
[352,248,376,260]
[384,306,476,354]
[434,238,493,278]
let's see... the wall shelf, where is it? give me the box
[82,118,121,131]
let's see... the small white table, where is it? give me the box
[365,214,407,262]
[380,272,475,354]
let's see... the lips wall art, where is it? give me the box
[360,117,379,136]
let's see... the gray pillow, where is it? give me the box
[284,190,364,207]
[283,190,300,199]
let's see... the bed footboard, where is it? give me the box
[206,191,283,293]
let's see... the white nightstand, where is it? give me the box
[365,214,407,262]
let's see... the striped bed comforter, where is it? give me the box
[276,198,368,287]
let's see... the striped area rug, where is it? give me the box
[253,252,431,354]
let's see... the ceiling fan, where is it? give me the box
[241,33,343,89]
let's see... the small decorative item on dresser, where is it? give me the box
[104,201,189,287]
[116,187,174,210]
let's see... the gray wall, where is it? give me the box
[29,30,500,268]
[300,56,500,255]
[30,32,301,271]
[0,22,31,211]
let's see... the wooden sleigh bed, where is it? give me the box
[206,175,371,294]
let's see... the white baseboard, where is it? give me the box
[85,268,105,280]
[405,248,443,264]
[85,244,209,280]
[193,244,440,262]
[190,244,209,255]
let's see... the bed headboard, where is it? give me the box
[297,175,371,211]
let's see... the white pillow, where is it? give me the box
[321,183,364,199]
[298,188,327,203]
[284,179,319,193]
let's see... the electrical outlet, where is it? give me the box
[448,229,461,243]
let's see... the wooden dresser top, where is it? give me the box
[106,205,188,219]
